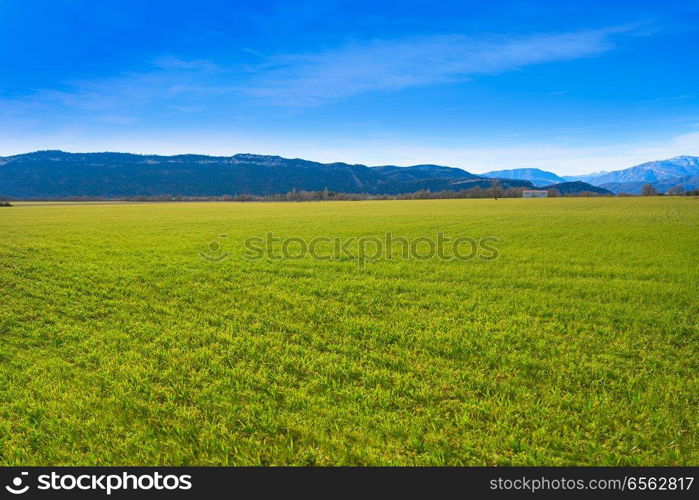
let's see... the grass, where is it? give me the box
[0,197,697,465]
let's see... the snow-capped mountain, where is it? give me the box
[583,156,699,186]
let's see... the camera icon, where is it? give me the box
[5,472,29,495]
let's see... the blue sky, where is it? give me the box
[1,0,698,174]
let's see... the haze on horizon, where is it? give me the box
[1,0,698,176]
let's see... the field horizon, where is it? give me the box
[1,197,697,465]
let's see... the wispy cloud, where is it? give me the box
[0,57,235,121]
[641,93,694,104]
[0,27,629,120]
[151,56,222,72]
[244,28,624,106]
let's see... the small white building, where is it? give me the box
[522,190,548,198]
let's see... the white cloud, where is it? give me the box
[0,27,629,118]
[0,58,235,118]
[244,28,621,106]
[151,56,221,72]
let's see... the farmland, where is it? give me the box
[0,197,697,465]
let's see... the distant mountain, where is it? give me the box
[563,171,608,183]
[542,181,613,196]
[0,151,383,198]
[4,150,698,198]
[481,168,566,187]
[582,156,699,187]
[0,151,533,199]
[651,175,699,193]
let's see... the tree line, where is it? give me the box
[3,182,695,203]
[2,186,604,202]
[636,184,699,196]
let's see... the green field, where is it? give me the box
[1,197,697,465]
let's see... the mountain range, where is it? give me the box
[6,151,694,198]
[0,151,607,199]
[538,181,612,196]
[485,156,699,194]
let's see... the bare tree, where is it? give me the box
[667,185,684,196]
[490,179,503,200]
[641,183,658,196]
